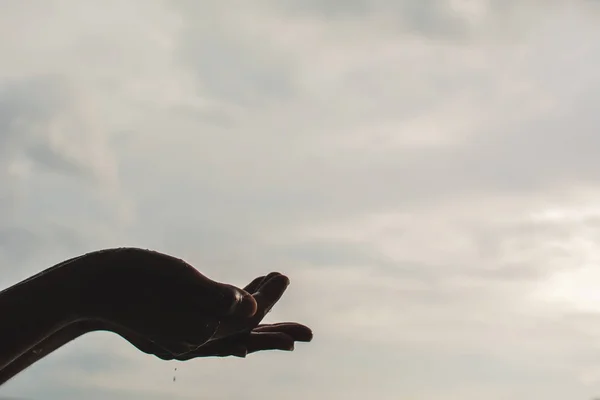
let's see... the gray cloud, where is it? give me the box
[179,32,297,108]
[3,1,600,400]
[259,0,560,41]
[0,74,132,286]
[0,76,116,181]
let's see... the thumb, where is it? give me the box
[221,284,258,318]
[196,283,257,318]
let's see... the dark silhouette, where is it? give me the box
[0,248,312,385]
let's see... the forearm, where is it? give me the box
[0,249,142,373]
[0,319,176,385]
[0,247,230,384]
[0,260,85,372]
[0,320,94,385]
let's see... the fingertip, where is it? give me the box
[293,326,313,342]
[255,323,313,342]
[275,273,290,287]
[302,329,313,342]
[247,332,295,353]
[258,274,290,296]
[263,272,289,287]
[298,325,313,342]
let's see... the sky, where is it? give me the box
[2,0,600,399]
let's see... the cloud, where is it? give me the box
[0,19,135,286]
[0,76,117,182]
[3,1,600,400]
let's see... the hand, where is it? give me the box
[77,248,259,356]
[0,248,312,385]
[92,272,312,360]
[0,273,312,385]
[164,272,313,359]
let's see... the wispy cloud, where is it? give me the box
[2,1,600,399]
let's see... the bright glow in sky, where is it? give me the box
[536,264,600,314]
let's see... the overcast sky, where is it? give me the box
[2,1,600,399]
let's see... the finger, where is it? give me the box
[175,329,301,360]
[254,323,313,342]
[174,338,247,359]
[188,332,295,358]
[253,274,289,315]
[247,332,295,353]
[243,276,265,294]
[210,273,290,340]
[258,272,283,289]
[244,272,282,295]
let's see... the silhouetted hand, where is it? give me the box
[92,272,312,360]
[76,248,261,356]
[0,248,312,385]
[152,272,311,359]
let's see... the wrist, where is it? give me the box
[32,250,124,322]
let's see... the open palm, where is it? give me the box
[110,272,312,360]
